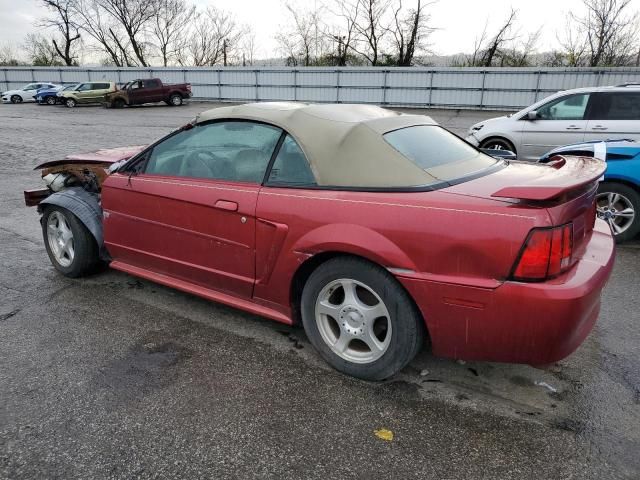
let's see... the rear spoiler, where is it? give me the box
[491,156,606,201]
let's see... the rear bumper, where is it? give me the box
[398,219,616,365]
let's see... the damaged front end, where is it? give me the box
[24,145,146,207]
[24,145,146,257]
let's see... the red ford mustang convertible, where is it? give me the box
[25,103,615,380]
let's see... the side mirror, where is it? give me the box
[527,110,539,120]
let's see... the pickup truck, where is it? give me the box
[104,78,192,108]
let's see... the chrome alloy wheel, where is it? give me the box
[46,210,75,267]
[315,278,392,364]
[596,191,635,236]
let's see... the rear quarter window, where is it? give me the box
[383,125,498,182]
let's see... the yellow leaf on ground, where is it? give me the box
[374,428,394,441]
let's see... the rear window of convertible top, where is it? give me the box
[383,125,499,183]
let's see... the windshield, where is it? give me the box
[63,84,78,91]
[383,125,499,182]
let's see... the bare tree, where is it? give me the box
[241,32,257,66]
[462,9,519,67]
[502,29,541,67]
[38,0,81,66]
[71,0,129,66]
[97,0,158,66]
[24,33,63,66]
[188,7,243,66]
[480,9,518,66]
[276,3,326,66]
[152,0,195,66]
[351,0,389,65]
[0,43,22,66]
[576,0,638,66]
[391,0,434,66]
[326,0,360,66]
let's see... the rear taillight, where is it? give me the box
[187,83,192,91]
[512,223,573,281]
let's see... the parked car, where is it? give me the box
[104,78,192,108]
[1,82,59,104]
[23,103,615,380]
[466,83,640,160]
[58,81,116,107]
[35,84,76,105]
[540,139,640,242]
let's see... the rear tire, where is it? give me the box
[301,257,425,381]
[42,206,99,277]
[596,182,640,243]
[480,137,516,154]
[113,98,125,108]
[45,96,56,105]
[169,94,183,106]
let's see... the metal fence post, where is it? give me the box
[217,69,222,101]
[31,69,35,81]
[427,70,434,107]
[479,70,486,108]
[534,70,542,103]
[336,69,340,103]
[2,68,8,91]
[382,70,388,105]
[293,69,297,101]
[87,69,92,81]
[255,69,259,101]
[58,68,63,84]
[183,69,187,83]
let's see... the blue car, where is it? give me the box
[540,140,640,242]
[35,84,79,105]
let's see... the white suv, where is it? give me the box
[465,84,640,160]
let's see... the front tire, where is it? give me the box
[169,94,183,106]
[65,98,77,108]
[10,95,22,104]
[42,206,99,277]
[480,137,516,154]
[301,257,425,381]
[596,182,640,243]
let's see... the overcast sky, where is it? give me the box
[0,0,588,60]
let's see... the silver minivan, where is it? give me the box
[465,84,640,160]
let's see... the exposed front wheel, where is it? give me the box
[65,98,77,108]
[301,257,425,381]
[597,182,640,243]
[169,94,183,106]
[42,206,99,277]
[10,95,22,104]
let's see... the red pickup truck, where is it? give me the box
[104,78,192,107]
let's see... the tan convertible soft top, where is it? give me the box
[196,102,439,188]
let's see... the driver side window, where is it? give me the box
[537,94,590,120]
[145,121,282,183]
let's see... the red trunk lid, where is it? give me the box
[445,156,605,255]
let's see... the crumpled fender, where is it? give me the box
[38,187,106,257]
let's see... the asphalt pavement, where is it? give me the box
[0,102,638,479]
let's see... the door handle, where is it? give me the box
[565,125,582,130]
[591,125,608,130]
[214,200,238,211]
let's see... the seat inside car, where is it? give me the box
[234,149,265,182]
